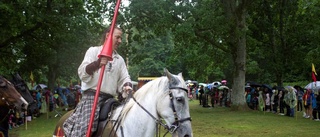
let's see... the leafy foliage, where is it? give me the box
[1,0,320,102]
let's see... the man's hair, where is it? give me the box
[100,26,122,45]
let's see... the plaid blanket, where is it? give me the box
[63,92,110,137]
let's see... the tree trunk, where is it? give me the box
[231,14,247,111]
[222,0,250,111]
[47,65,58,91]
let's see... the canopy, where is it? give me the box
[138,77,158,81]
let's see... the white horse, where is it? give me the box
[53,69,192,137]
[108,69,192,137]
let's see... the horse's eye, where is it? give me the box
[176,97,184,102]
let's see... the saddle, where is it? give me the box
[92,98,120,137]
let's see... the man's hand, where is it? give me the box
[123,86,133,94]
[123,86,133,99]
[100,57,108,67]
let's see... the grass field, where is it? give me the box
[9,100,319,137]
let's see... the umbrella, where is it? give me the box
[245,85,251,88]
[199,83,207,87]
[262,84,272,92]
[186,80,192,83]
[246,81,262,87]
[305,86,320,92]
[273,86,285,91]
[186,80,198,85]
[218,85,229,90]
[74,85,81,89]
[305,81,320,89]
[212,81,221,86]
[33,84,47,90]
[284,86,297,93]
[207,84,213,89]
[293,85,303,90]
[191,81,198,84]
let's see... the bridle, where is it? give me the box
[129,86,192,137]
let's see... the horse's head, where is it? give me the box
[115,69,192,137]
[0,76,29,110]
[157,69,193,137]
[11,73,37,111]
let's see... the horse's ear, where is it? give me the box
[178,72,183,78]
[164,68,173,81]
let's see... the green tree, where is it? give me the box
[0,0,104,88]
[247,0,320,85]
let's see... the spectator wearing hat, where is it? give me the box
[221,80,227,86]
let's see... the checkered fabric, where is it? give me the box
[63,92,109,137]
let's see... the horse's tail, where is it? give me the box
[53,110,74,137]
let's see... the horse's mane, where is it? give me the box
[118,76,169,122]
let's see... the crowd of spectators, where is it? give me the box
[8,85,82,130]
[245,85,320,121]
[188,80,231,108]
[187,80,320,121]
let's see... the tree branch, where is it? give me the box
[0,22,42,49]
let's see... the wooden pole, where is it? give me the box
[296,94,298,120]
[47,91,49,119]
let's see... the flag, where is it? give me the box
[30,71,34,82]
[30,71,34,87]
[57,79,60,87]
[312,63,317,82]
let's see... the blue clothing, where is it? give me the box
[246,94,251,103]
[297,90,303,101]
[36,92,42,108]
[250,88,255,94]
[312,93,317,109]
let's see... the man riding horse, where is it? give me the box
[63,26,133,137]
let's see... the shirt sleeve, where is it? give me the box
[78,47,99,83]
[116,56,131,95]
